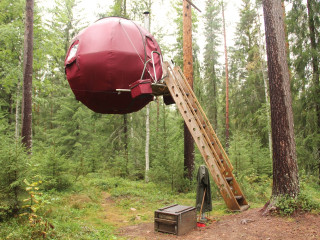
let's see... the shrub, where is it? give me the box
[274,193,320,216]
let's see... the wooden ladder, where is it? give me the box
[163,62,249,211]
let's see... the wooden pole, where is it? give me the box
[183,0,195,180]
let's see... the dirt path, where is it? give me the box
[117,208,320,240]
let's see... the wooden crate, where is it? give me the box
[154,204,196,236]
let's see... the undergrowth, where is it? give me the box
[1,173,319,239]
[273,192,320,216]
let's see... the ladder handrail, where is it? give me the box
[169,65,225,172]
[175,67,234,171]
[163,61,248,211]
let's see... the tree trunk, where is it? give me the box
[212,64,218,130]
[262,0,299,199]
[307,0,320,184]
[144,11,150,183]
[256,5,272,160]
[15,79,21,140]
[183,0,195,180]
[145,105,150,182]
[21,0,34,153]
[123,114,129,175]
[221,0,230,151]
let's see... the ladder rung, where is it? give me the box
[164,62,248,211]
[235,195,243,201]
[239,205,250,212]
[225,177,233,182]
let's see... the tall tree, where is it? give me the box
[203,0,221,130]
[0,0,25,131]
[144,10,151,182]
[21,0,34,152]
[286,0,315,175]
[262,0,299,207]
[306,0,320,183]
[221,0,230,150]
[256,1,272,159]
[183,0,195,180]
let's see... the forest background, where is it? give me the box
[0,0,319,239]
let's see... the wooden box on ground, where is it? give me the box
[154,204,197,236]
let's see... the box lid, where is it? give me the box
[157,204,196,214]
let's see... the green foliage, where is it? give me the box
[20,179,55,239]
[202,0,221,130]
[0,134,29,220]
[1,1,320,238]
[148,105,193,192]
[229,130,272,176]
[288,0,320,178]
[0,176,118,239]
[32,146,72,191]
[228,0,270,148]
[237,171,272,204]
[273,193,320,216]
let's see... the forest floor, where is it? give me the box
[2,176,320,239]
[117,208,320,240]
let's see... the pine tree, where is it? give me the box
[21,0,34,152]
[229,0,268,149]
[203,0,221,130]
[262,0,300,208]
[0,0,25,128]
[287,0,319,179]
[0,119,29,217]
[306,0,320,183]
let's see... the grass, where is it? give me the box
[1,173,319,239]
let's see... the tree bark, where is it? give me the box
[221,0,230,151]
[307,0,320,184]
[262,0,299,198]
[144,11,150,183]
[21,0,34,153]
[145,105,150,182]
[212,64,218,130]
[183,0,195,180]
[123,114,129,175]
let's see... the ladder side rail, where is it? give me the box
[173,67,228,171]
[174,66,248,207]
[175,67,234,171]
[164,63,242,210]
[167,65,226,173]
[165,65,226,176]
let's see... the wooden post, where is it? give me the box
[183,0,195,180]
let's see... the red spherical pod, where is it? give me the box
[65,17,163,114]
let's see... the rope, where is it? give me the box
[119,20,154,81]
